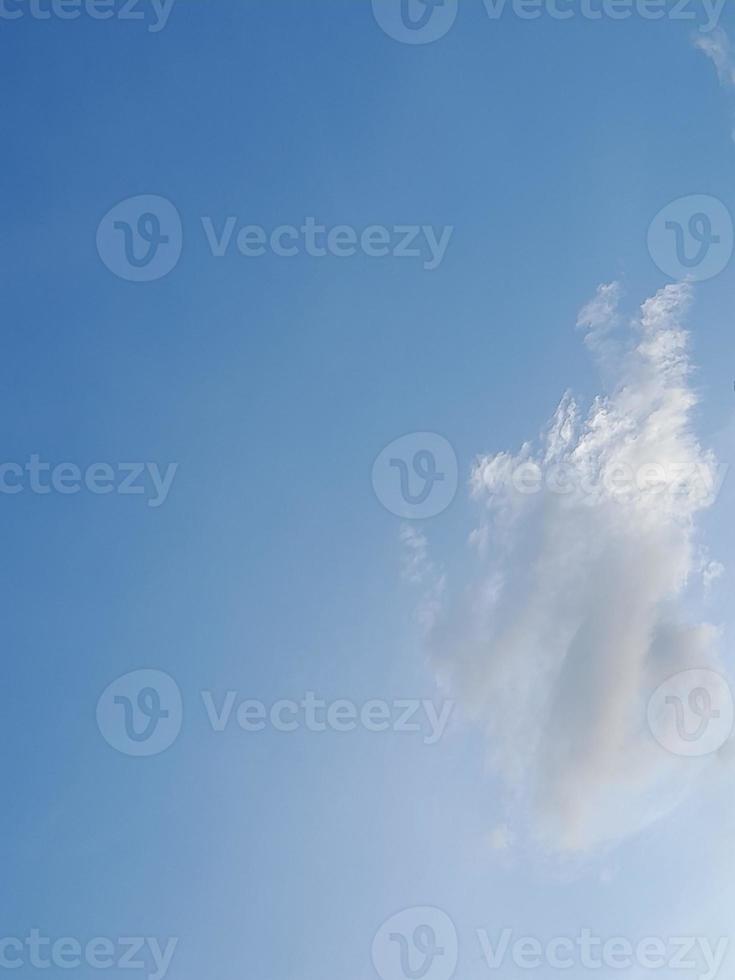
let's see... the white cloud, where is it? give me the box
[695,28,735,140]
[399,524,433,585]
[703,558,725,593]
[427,284,729,854]
[486,823,515,852]
[400,524,445,633]
[695,28,735,88]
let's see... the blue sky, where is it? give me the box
[2,2,735,980]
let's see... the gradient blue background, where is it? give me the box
[2,2,735,979]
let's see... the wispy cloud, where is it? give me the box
[400,524,445,633]
[695,27,735,141]
[426,283,729,854]
[399,524,434,585]
[695,27,735,88]
[486,823,515,852]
